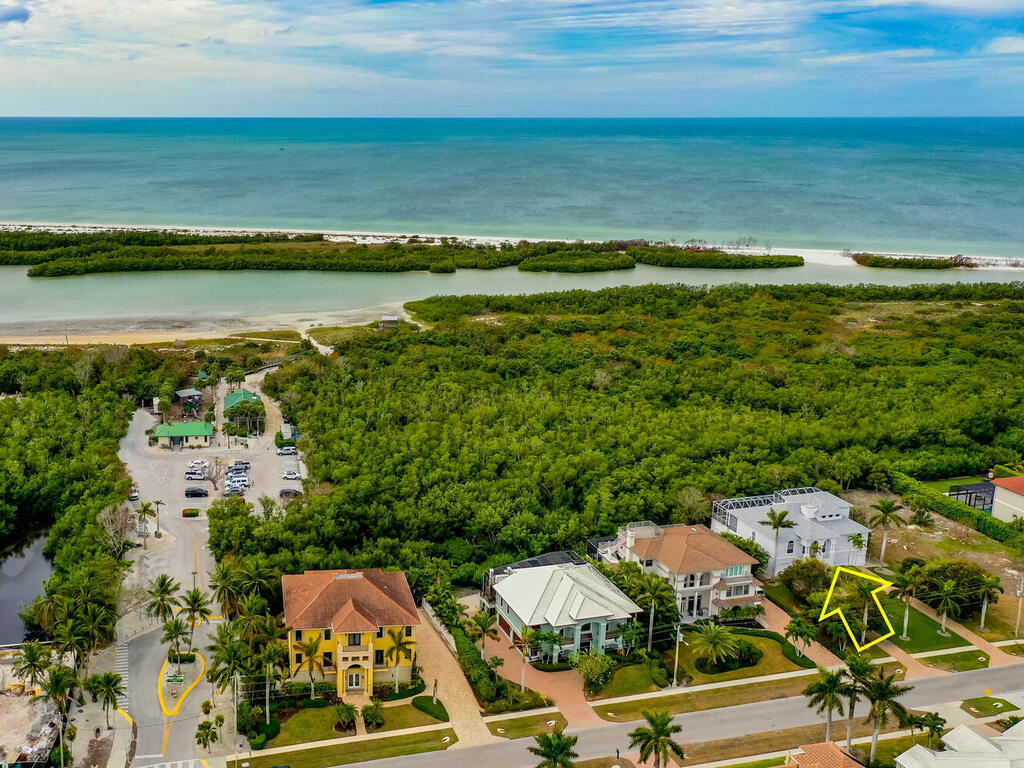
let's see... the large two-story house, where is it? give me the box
[711,487,870,577]
[592,522,762,623]
[480,551,641,661]
[282,569,420,697]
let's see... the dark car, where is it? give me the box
[279,488,301,498]
[185,487,209,498]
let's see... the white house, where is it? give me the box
[592,522,762,623]
[480,551,640,660]
[710,487,870,577]
[991,477,1024,524]
[896,721,1024,767]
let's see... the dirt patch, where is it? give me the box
[82,733,113,768]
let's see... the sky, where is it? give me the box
[1,0,1023,116]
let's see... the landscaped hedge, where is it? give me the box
[182,509,200,518]
[167,652,196,663]
[732,628,817,669]
[412,695,450,722]
[378,677,426,701]
[532,661,573,673]
[451,625,549,713]
[890,471,1024,548]
[280,680,335,698]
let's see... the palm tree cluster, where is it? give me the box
[13,642,125,768]
[803,652,929,764]
[597,561,678,652]
[527,710,685,768]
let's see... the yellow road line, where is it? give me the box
[158,652,209,754]
[116,707,133,725]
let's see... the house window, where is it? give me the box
[683,574,696,588]
[347,633,361,646]
[644,559,654,567]
[786,541,795,554]
[724,565,743,578]
[323,629,332,641]
[294,653,303,665]
[375,649,385,666]
[376,627,384,638]
[404,626,413,638]
[727,585,749,597]
[727,513,738,532]
[823,540,830,554]
[323,652,333,666]
[294,629,303,641]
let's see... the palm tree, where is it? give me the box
[934,579,962,636]
[33,665,78,768]
[464,612,499,652]
[513,628,538,693]
[802,666,846,742]
[195,720,218,752]
[162,618,189,674]
[843,652,873,751]
[759,508,796,577]
[921,711,946,748]
[333,701,358,731]
[95,671,125,730]
[977,575,1004,632]
[784,617,817,658]
[619,620,645,656]
[209,561,242,617]
[136,502,156,548]
[52,619,88,671]
[239,562,273,599]
[847,533,866,552]
[152,499,164,536]
[528,728,579,768]
[890,568,922,642]
[179,588,213,652]
[863,670,913,763]
[869,498,904,564]
[690,623,739,668]
[12,640,51,691]
[206,623,250,706]
[234,593,269,648]
[635,574,675,652]
[292,635,323,699]
[627,710,685,768]
[385,628,415,693]
[536,629,564,664]
[145,574,181,625]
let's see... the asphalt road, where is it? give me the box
[342,664,1024,768]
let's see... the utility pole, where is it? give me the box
[233,672,239,768]
[672,624,681,687]
[1016,576,1023,637]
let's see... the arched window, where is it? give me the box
[786,541,795,554]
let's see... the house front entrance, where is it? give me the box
[346,669,363,692]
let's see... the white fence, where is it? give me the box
[421,600,458,658]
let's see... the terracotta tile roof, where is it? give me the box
[993,476,1024,496]
[787,742,863,768]
[282,569,420,633]
[629,524,757,574]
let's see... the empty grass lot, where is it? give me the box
[266,707,345,748]
[486,712,568,739]
[230,329,303,341]
[232,729,457,768]
[377,702,447,732]
[762,583,801,615]
[881,597,969,653]
[593,673,816,722]
[919,476,988,494]
[961,696,1018,718]
[307,325,374,346]
[665,633,806,685]
[925,649,990,672]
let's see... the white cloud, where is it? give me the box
[985,36,1024,54]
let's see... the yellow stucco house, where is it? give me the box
[282,569,420,696]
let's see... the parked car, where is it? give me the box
[277,446,297,456]
[185,487,209,498]
[184,471,206,481]
[231,461,251,469]
[281,470,301,480]
[128,486,140,501]
[226,477,249,488]
[279,488,301,498]
[188,460,209,469]
[223,487,244,497]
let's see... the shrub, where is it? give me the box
[381,677,426,701]
[570,648,617,693]
[695,638,763,674]
[249,734,266,750]
[898,557,926,574]
[167,652,196,663]
[256,718,281,742]
[411,695,449,722]
[182,509,200,518]
[732,627,816,669]
[532,661,573,673]
[719,532,770,577]
[361,701,385,729]
[779,558,832,602]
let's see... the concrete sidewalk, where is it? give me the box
[759,599,841,667]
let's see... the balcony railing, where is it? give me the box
[342,645,369,652]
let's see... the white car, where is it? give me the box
[188,460,209,469]
[282,470,301,480]
[277,446,297,456]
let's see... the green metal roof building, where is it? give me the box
[224,388,261,413]
[155,421,214,447]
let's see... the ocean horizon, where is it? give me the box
[2,117,1023,259]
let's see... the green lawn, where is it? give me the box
[593,673,816,722]
[762,583,801,615]
[377,702,447,732]
[237,728,457,768]
[925,649,990,672]
[881,597,969,653]
[861,734,935,765]
[592,663,660,700]
[487,712,569,739]
[918,476,987,494]
[961,696,1019,718]
[267,707,343,748]
[230,329,303,341]
[713,759,786,768]
[664,633,805,686]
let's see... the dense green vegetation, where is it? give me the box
[205,283,1024,608]
[0,230,801,275]
[851,253,974,269]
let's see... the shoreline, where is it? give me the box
[3,220,1023,270]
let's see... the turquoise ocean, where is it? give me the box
[1,118,1023,259]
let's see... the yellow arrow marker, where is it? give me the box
[818,566,895,652]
